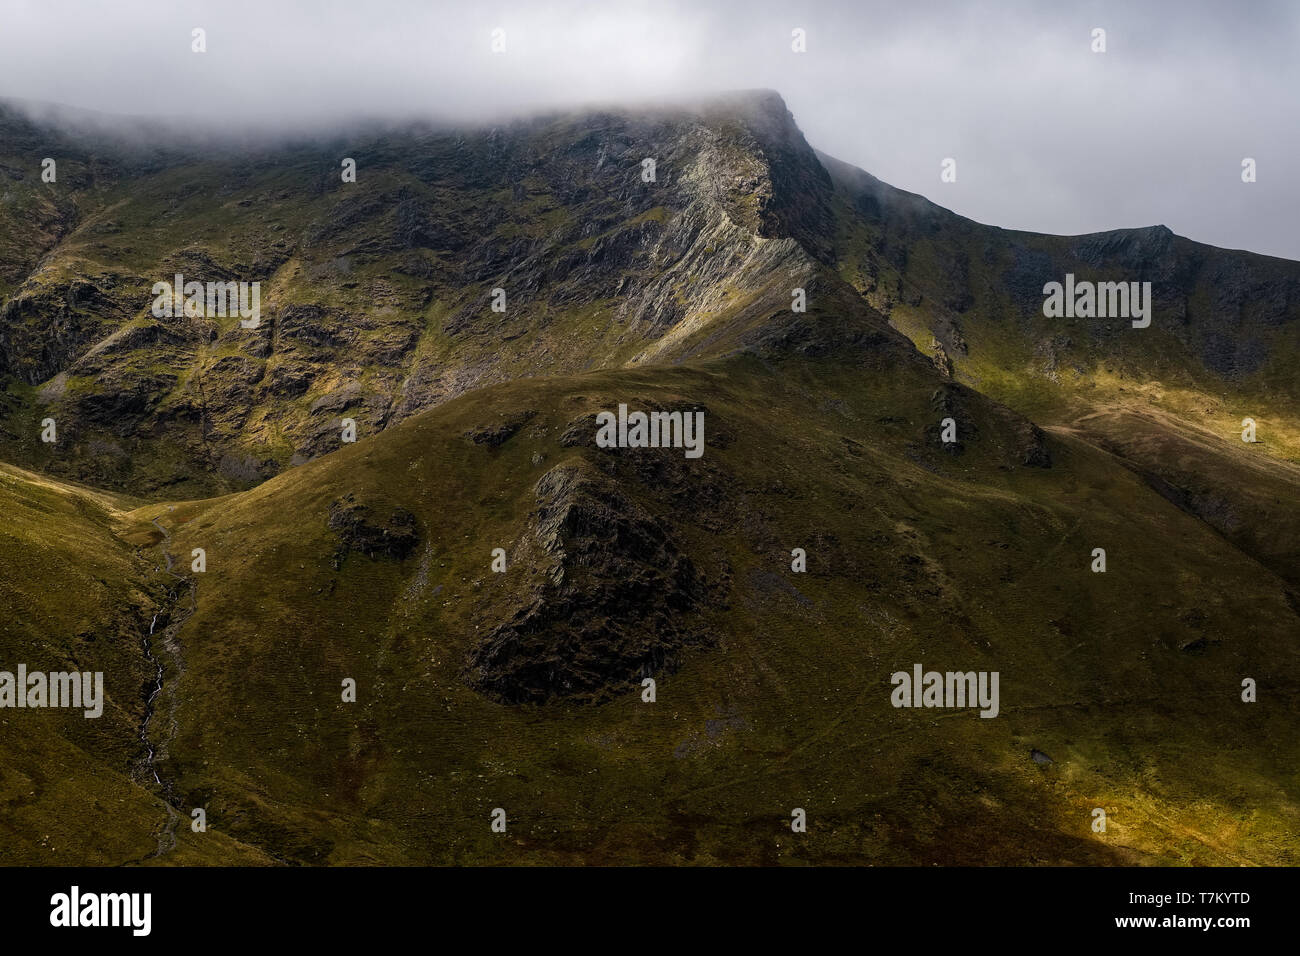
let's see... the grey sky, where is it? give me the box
[2,0,1297,259]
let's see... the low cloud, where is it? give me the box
[2,0,1295,257]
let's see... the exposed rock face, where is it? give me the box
[1,91,1296,503]
[920,382,1050,469]
[0,92,867,493]
[463,460,710,704]
[463,410,536,447]
[927,384,976,455]
[821,151,1300,394]
[1013,420,1052,468]
[328,494,420,567]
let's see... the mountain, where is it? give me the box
[1,91,1297,865]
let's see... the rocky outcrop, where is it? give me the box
[463,460,710,704]
[328,494,420,568]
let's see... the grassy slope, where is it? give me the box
[0,462,272,863]
[825,159,1300,588]
[98,348,1300,865]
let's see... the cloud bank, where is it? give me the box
[2,0,1296,257]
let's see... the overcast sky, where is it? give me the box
[2,0,1297,259]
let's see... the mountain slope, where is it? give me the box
[0,91,1297,865]
[8,344,1295,864]
[0,92,870,496]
